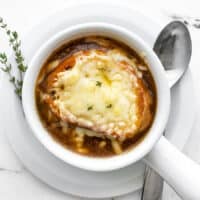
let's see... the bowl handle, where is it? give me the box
[143,136,200,199]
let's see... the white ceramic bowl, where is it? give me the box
[22,22,169,171]
[22,22,200,199]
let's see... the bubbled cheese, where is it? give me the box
[44,49,152,141]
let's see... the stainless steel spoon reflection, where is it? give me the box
[141,21,192,200]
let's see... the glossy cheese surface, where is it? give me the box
[41,46,153,141]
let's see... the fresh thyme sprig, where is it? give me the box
[0,17,27,99]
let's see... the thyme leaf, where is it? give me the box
[106,104,112,108]
[87,106,93,111]
[96,81,102,87]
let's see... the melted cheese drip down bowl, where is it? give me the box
[22,23,170,171]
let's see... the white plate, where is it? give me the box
[0,1,196,198]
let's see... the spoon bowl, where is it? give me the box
[154,21,192,87]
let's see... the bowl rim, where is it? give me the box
[22,22,170,171]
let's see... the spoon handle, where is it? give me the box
[141,166,163,200]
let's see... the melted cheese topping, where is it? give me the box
[45,49,151,140]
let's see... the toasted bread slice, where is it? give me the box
[40,48,153,141]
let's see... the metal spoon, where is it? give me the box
[141,21,192,200]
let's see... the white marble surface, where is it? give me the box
[0,0,200,199]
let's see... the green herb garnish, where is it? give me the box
[96,81,102,87]
[106,104,112,108]
[0,17,27,99]
[87,106,93,111]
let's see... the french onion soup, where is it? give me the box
[35,36,156,157]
